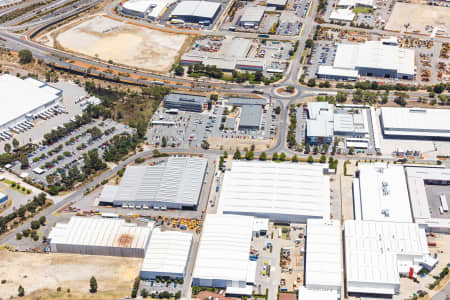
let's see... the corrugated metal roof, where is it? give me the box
[227,97,266,106]
[240,6,265,23]
[298,287,339,300]
[192,214,254,283]
[333,41,415,76]
[170,1,221,18]
[99,185,119,204]
[164,93,207,105]
[49,217,151,250]
[141,229,192,277]
[217,161,330,222]
[344,220,428,294]
[239,105,262,128]
[305,219,342,291]
[381,107,450,138]
[114,157,207,207]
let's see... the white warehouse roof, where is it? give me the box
[317,65,359,79]
[405,166,450,231]
[354,163,412,223]
[48,217,152,257]
[305,219,342,292]
[141,229,193,279]
[192,214,255,287]
[123,0,153,13]
[113,157,207,208]
[333,41,415,77]
[240,6,266,23]
[298,287,339,300]
[218,161,330,223]
[380,107,450,139]
[329,9,355,21]
[0,74,61,129]
[345,220,429,295]
[170,1,221,18]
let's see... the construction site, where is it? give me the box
[385,3,450,38]
[43,15,190,73]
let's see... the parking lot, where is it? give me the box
[295,105,307,145]
[10,119,132,186]
[308,42,337,78]
[147,100,276,150]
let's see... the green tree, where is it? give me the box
[305,39,314,48]
[336,91,347,103]
[18,285,25,297]
[305,143,310,153]
[30,220,40,230]
[20,155,29,169]
[174,65,184,76]
[319,155,327,163]
[245,150,254,160]
[4,143,11,153]
[307,155,314,163]
[274,106,281,114]
[161,136,167,147]
[223,151,228,158]
[141,288,149,298]
[90,276,98,293]
[307,78,316,87]
[348,146,355,155]
[279,152,287,161]
[39,216,46,225]
[259,152,267,161]
[18,49,33,64]
[292,154,299,162]
[285,86,295,93]
[12,138,19,149]
[233,149,241,160]
[272,152,279,161]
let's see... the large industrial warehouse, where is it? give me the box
[169,1,221,23]
[305,219,342,293]
[380,107,450,139]
[122,0,174,19]
[192,214,256,288]
[406,166,450,232]
[0,74,62,132]
[344,220,432,296]
[105,157,208,209]
[217,161,330,223]
[353,163,412,223]
[317,40,415,80]
[140,229,193,279]
[48,217,152,257]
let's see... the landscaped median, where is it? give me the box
[2,179,32,195]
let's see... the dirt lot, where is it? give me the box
[385,3,450,37]
[207,137,275,152]
[50,15,189,73]
[0,250,142,299]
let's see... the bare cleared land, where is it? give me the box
[53,16,189,72]
[0,250,142,299]
[385,3,450,37]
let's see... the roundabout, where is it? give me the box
[273,85,299,98]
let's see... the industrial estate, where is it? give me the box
[0,0,449,299]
